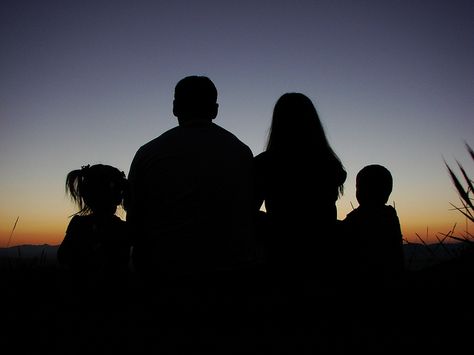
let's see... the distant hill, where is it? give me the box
[0,244,59,262]
[403,241,469,270]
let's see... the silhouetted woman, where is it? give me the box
[254,93,346,284]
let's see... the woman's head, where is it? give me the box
[266,93,345,194]
[266,93,330,152]
[66,164,127,215]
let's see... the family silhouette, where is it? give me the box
[57,75,405,321]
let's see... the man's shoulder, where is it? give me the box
[135,127,180,154]
[212,123,247,141]
[211,123,253,155]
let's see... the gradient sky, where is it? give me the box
[1,0,473,246]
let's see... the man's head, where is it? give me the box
[356,164,393,207]
[173,76,218,123]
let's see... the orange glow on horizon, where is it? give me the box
[1,231,63,247]
[0,217,67,247]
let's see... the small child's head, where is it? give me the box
[356,164,393,207]
[66,164,127,215]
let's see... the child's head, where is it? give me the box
[66,164,127,215]
[356,164,393,207]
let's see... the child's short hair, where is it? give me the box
[356,164,393,205]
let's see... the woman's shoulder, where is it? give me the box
[254,150,282,166]
[254,150,271,169]
[254,150,269,161]
[322,156,346,185]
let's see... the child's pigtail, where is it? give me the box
[65,165,89,214]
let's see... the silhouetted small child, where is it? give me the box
[58,164,131,283]
[342,164,405,288]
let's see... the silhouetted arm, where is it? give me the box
[57,217,80,267]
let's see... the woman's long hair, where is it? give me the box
[266,92,345,195]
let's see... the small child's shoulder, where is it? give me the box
[344,206,363,219]
[66,214,97,234]
[66,214,86,229]
[69,214,93,222]
[110,215,128,228]
[382,205,399,218]
[110,214,125,222]
[341,207,364,228]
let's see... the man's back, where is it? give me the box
[128,121,257,277]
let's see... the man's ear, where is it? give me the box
[172,99,179,117]
[210,103,218,120]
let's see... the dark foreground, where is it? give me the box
[1,258,473,355]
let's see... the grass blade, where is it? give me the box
[456,160,474,194]
[465,142,474,162]
[6,216,19,248]
[446,162,473,211]
[450,202,474,223]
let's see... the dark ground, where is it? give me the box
[1,253,474,355]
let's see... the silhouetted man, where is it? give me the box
[127,76,258,283]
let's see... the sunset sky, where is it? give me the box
[1,0,473,247]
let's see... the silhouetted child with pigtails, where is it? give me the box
[58,164,131,287]
[342,164,405,289]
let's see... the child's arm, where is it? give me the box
[57,235,73,267]
[388,208,405,273]
[57,216,81,267]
